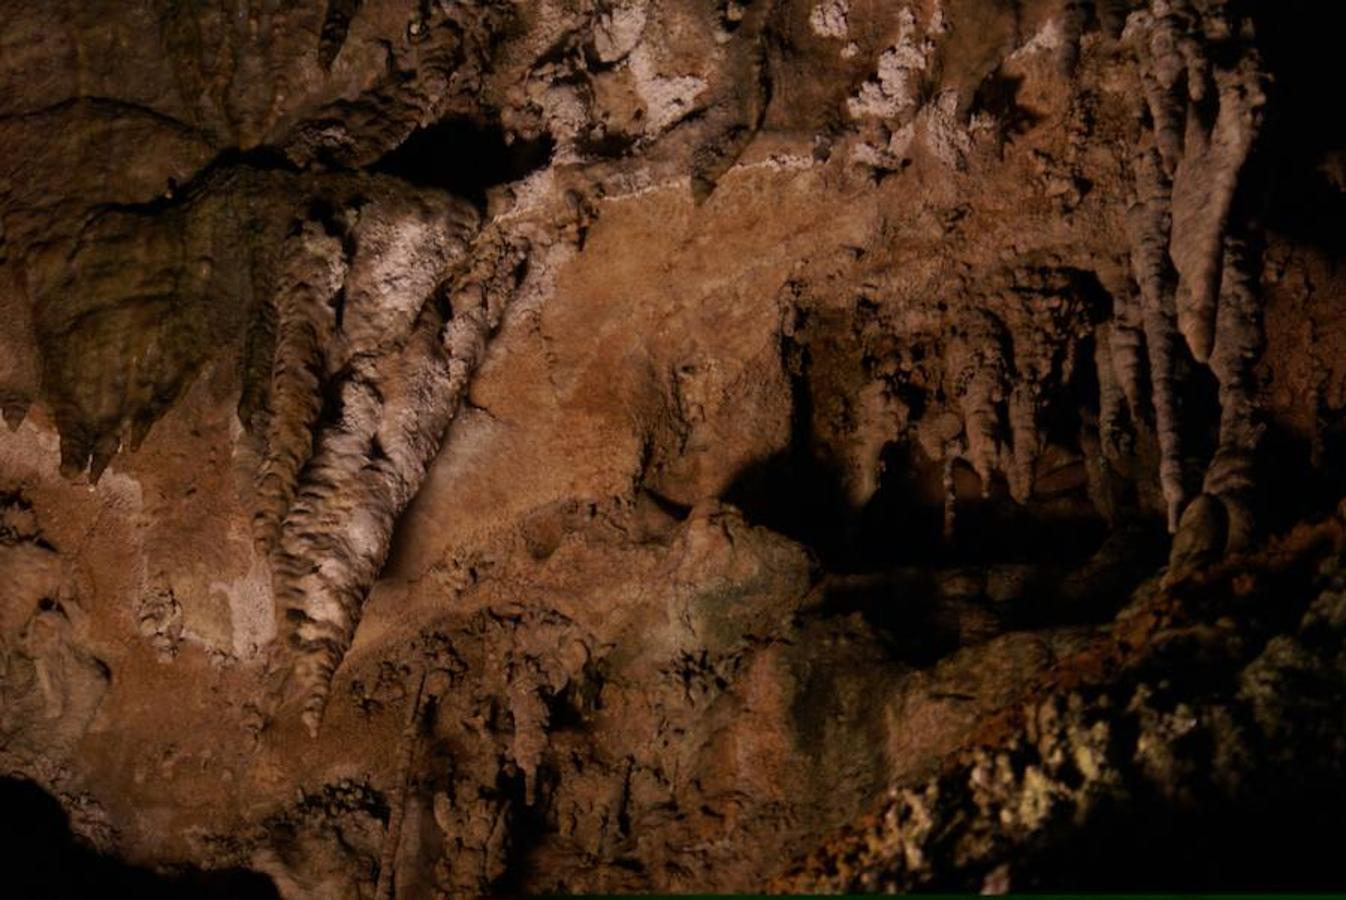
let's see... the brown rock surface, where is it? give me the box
[1,0,1345,895]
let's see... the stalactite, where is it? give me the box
[272,230,527,736]
[1110,321,1147,425]
[1057,0,1087,76]
[271,354,400,736]
[1108,283,1146,423]
[337,194,481,359]
[1129,0,1268,547]
[1006,384,1039,505]
[1095,322,1127,462]
[1169,51,1266,364]
[1138,0,1196,177]
[959,372,1002,496]
[941,444,960,544]
[252,223,347,553]
[1201,231,1263,552]
[1081,419,1119,525]
[1001,276,1092,507]
[375,666,427,900]
[946,313,1008,498]
[1126,145,1185,532]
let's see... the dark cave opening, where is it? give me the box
[0,777,279,900]
[722,303,1185,665]
[369,117,555,211]
[1258,421,1346,536]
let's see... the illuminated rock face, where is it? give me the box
[2,0,1345,895]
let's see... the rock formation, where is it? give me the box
[2,0,1345,895]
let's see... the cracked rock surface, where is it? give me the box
[2,0,1345,895]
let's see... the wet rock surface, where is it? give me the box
[1,0,1344,895]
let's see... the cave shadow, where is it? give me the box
[716,298,1178,661]
[1257,416,1346,536]
[723,437,1117,574]
[1236,0,1346,536]
[720,448,856,569]
[369,116,555,212]
[1000,779,1346,892]
[968,69,1043,147]
[0,777,279,900]
[1248,0,1346,258]
[721,432,1165,666]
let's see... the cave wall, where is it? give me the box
[2,0,1345,895]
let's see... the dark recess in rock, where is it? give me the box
[370,117,555,210]
[0,778,280,900]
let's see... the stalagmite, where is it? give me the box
[1167,491,1227,581]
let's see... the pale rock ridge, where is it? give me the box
[264,198,490,735]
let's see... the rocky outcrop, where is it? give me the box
[780,513,1346,892]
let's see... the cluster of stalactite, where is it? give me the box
[7,158,522,734]
[9,0,1279,744]
[915,0,1268,560]
[1125,0,1266,561]
[255,200,539,736]
[896,270,1098,542]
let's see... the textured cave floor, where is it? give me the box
[1,0,1346,896]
